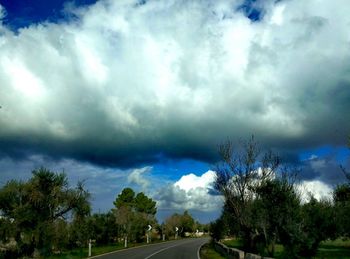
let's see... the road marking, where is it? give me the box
[197,239,208,259]
[144,242,185,259]
[89,240,178,258]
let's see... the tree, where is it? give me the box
[333,136,350,238]
[214,136,306,256]
[253,177,301,257]
[181,211,195,234]
[333,178,350,238]
[113,188,157,245]
[214,136,284,252]
[134,192,157,215]
[210,217,227,241]
[297,197,336,257]
[114,188,135,209]
[164,213,182,238]
[0,167,90,257]
[87,212,118,245]
[163,211,196,238]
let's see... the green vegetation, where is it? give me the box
[47,242,148,258]
[163,210,199,238]
[113,187,157,245]
[0,168,90,258]
[316,239,350,259]
[200,242,226,259]
[222,238,350,259]
[0,170,204,258]
[212,136,350,258]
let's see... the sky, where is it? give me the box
[0,0,349,223]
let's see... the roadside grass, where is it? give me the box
[200,242,225,259]
[316,239,350,259]
[48,242,152,258]
[222,238,244,250]
[48,237,190,258]
[222,238,350,259]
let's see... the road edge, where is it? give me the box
[197,238,210,259]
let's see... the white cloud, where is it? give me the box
[174,170,215,192]
[127,166,151,190]
[0,0,349,166]
[156,170,223,212]
[298,180,333,202]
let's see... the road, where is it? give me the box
[91,237,210,259]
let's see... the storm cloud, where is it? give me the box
[0,0,350,168]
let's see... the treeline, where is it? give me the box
[0,168,206,258]
[211,137,350,258]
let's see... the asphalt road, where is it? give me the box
[91,237,210,259]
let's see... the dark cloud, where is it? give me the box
[299,156,349,186]
[0,0,349,169]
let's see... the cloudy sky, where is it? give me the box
[0,0,349,222]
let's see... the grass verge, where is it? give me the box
[222,238,350,259]
[48,241,158,258]
[316,239,350,259]
[200,242,225,259]
[48,238,189,258]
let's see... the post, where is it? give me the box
[88,239,92,257]
[162,233,165,241]
[175,226,179,240]
[146,225,152,244]
[124,236,128,248]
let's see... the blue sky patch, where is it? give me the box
[299,146,350,164]
[0,0,98,30]
[237,0,263,22]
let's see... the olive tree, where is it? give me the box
[214,136,299,254]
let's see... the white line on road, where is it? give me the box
[197,239,208,259]
[144,243,183,259]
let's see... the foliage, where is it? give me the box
[213,135,350,258]
[210,217,226,241]
[296,197,336,257]
[214,136,299,254]
[0,167,91,258]
[113,188,157,243]
[113,188,135,209]
[334,181,350,238]
[163,211,196,238]
[253,178,301,257]
[134,192,157,215]
[87,212,118,245]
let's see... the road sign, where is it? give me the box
[148,224,152,231]
[175,227,179,232]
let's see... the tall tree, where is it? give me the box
[113,188,157,245]
[214,136,300,254]
[214,137,281,251]
[333,135,350,238]
[114,188,135,209]
[0,167,90,257]
[134,192,157,215]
